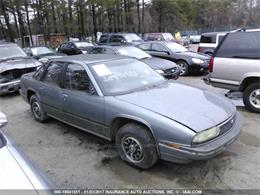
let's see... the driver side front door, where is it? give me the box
[61,63,107,137]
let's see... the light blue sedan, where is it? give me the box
[20,54,242,169]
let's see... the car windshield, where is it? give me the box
[75,42,94,48]
[117,47,151,59]
[31,47,55,55]
[124,34,142,42]
[165,42,188,53]
[0,45,27,60]
[163,33,174,41]
[89,59,164,96]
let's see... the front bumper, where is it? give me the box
[159,113,242,164]
[189,63,208,73]
[0,79,21,95]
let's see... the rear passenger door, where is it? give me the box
[61,63,106,137]
[39,62,65,120]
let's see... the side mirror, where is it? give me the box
[0,112,7,128]
[165,51,171,55]
[27,52,33,57]
[38,58,49,64]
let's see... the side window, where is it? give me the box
[42,62,63,86]
[137,43,151,51]
[200,35,216,43]
[216,32,260,59]
[99,35,108,43]
[110,35,125,43]
[34,65,46,80]
[89,48,105,54]
[104,48,115,54]
[65,63,96,94]
[152,44,168,52]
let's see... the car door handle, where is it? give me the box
[62,94,68,101]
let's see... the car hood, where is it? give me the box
[176,51,209,60]
[0,58,41,73]
[141,57,177,70]
[116,81,235,132]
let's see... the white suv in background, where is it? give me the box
[197,32,227,55]
[204,29,260,113]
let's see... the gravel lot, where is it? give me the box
[0,49,260,190]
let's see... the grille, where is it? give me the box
[219,114,236,136]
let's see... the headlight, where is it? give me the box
[82,51,87,54]
[192,126,220,144]
[192,58,204,64]
[155,69,164,74]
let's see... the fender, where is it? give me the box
[110,114,161,156]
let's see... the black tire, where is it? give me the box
[115,123,158,169]
[30,95,49,122]
[176,60,189,76]
[243,83,260,113]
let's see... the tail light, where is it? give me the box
[197,47,201,53]
[208,57,214,72]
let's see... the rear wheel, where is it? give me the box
[115,123,158,169]
[30,95,49,122]
[243,83,260,113]
[176,61,189,76]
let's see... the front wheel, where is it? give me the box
[176,61,189,76]
[243,83,260,113]
[115,123,158,169]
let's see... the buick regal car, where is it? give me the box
[0,112,51,193]
[0,43,42,95]
[20,54,242,169]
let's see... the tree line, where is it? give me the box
[0,0,260,47]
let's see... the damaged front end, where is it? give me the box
[0,66,39,95]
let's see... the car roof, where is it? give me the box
[0,42,18,47]
[95,45,135,49]
[139,41,176,44]
[201,32,228,36]
[51,54,132,64]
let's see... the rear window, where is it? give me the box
[200,34,216,43]
[216,31,260,59]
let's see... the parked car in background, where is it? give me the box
[189,35,201,44]
[24,46,65,63]
[137,41,210,76]
[20,54,242,169]
[197,32,227,55]
[143,33,190,48]
[0,43,41,95]
[98,33,143,46]
[89,45,180,79]
[57,41,95,55]
[0,112,51,192]
[204,29,260,113]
